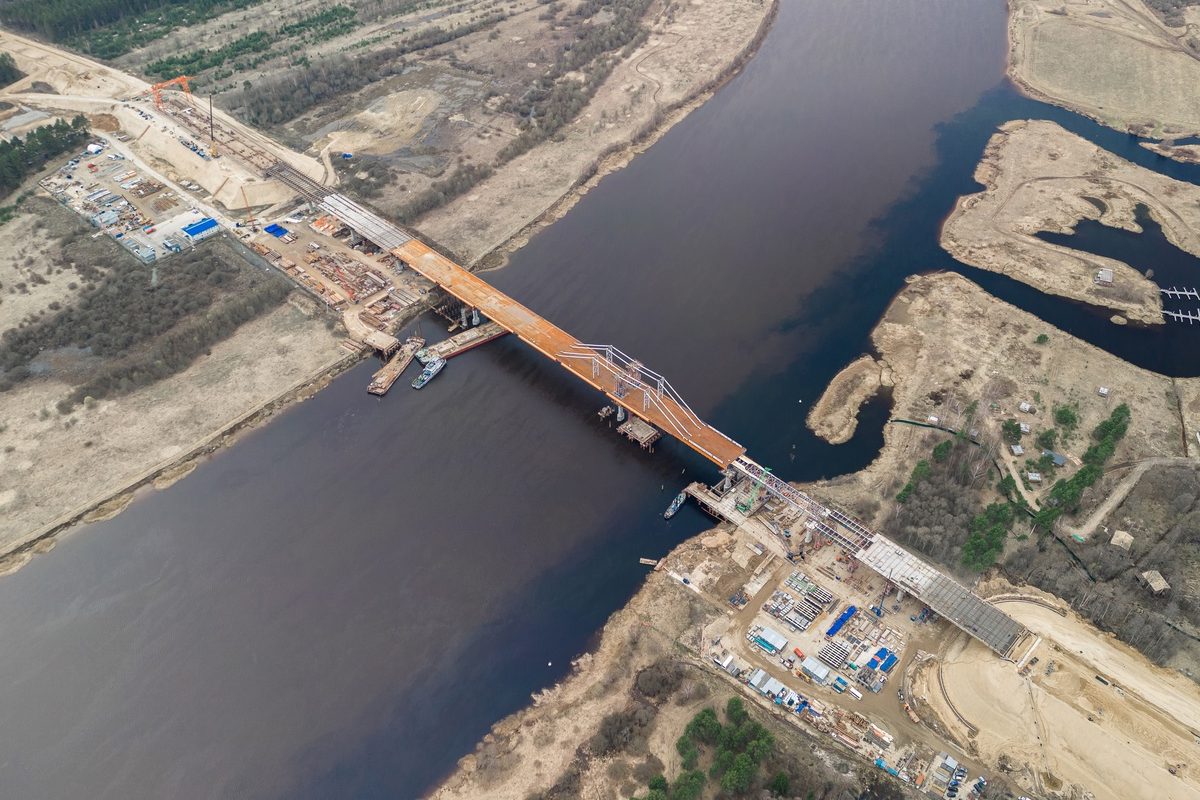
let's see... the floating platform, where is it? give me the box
[416,321,508,363]
[367,335,425,395]
[618,416,662,450]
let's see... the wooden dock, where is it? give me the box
[416,321,508,363]
[1161,287,1200,300]
[367,335,425,395]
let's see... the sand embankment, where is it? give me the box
[806,354,888,445]
[939,119,1200,324]
[1008,0,1200,137]
[912,579,1200,800]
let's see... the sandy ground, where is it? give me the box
[806,354,888,445]
[415,0,778,265]
[941,119,1183,325]
[913,580,1200,800]
[809,272,1196,527]
[1008,0,1200,136]
[0,295,345,560]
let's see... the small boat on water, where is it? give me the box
[412,356,446,389]
[664,491,687,519]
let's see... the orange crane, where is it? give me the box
[136,75,196,113]
[332,264,358,303]
[239,185,257,231]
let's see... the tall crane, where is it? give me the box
[136,75,196,113]
[239,186,257,231]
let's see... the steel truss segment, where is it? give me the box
[566,343,706,427]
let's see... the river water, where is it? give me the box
[2,0,1197,797]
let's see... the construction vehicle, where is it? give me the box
[135,75,196,113]
[736,467,769,513]
[236,186,258,232]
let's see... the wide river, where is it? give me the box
[5,1,1200,797]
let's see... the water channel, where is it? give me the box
[3,0,1200,797]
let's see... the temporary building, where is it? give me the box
[753,626,788,655]
[800,656,830,685]
[182,217,219,243]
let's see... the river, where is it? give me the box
[0,0,1191,797]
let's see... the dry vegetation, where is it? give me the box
[1008,0,1200,136]
[940,119,1187,324]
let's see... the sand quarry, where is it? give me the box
[915,593,1200,800]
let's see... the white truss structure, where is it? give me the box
[558,343,707,441]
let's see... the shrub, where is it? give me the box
[636,659,684,699]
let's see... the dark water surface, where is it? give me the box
[3,0,1193,797]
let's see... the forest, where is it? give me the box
[0,115,90,200]
[144,6,359,79]
[1,0,193,42]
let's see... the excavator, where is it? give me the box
[135,75,196,113]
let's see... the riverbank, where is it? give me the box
[0,294,350,571]
[417,0,780,267]
[0,0,778,568]
[1007,0,1200,137]
[425,527,891,800]
[940,119,1193,324]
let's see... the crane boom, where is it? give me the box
[135,75,197,113]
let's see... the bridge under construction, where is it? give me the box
[265,162,1030,659]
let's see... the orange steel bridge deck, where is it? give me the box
[392,239,746,467]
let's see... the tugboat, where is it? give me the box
[411,356,446,389]
[663,491,687,519]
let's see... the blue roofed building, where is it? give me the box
[182,217,219,244]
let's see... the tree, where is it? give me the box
[671,770,706,800]
[932,440,953,462]
[684,707,721,744]
[1036,428,1058,450]
[1002,419,1022,444]
[648,776,667,792]
[1036,333,1049,344]
[1054,404,1079,432]
[719,753,755,795]
[725,696,748,727]
[770,771,791,797]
